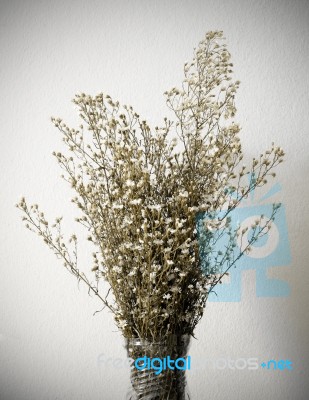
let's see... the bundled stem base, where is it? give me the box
[125,335,191,400]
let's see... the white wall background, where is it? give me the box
[1,0,309,399]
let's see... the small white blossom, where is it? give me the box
[118,319,128,329]
[178,190,189,198]
[125,179,135,187]
[112,204,124,209]
[147,204,162,211]
[129,199,142,205]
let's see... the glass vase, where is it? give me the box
[125,334,191,400]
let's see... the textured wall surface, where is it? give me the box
[1,1,308,399]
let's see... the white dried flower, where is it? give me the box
[129,199,142,205]
[125,179,135,187]
[112,204,124,209]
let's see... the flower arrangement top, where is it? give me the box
[17,31,284,340]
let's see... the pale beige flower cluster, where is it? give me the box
[17,31,284,339]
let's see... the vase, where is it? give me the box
[125,334,191,400]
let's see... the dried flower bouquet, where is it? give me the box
[17,31,284,342]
